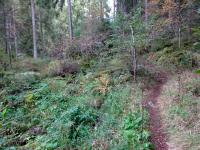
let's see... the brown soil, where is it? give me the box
[142,64,169,150]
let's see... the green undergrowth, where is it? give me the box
[0,38,151,149]
[145,29,200,70]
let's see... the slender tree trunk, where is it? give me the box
[178,27,181,48]
[39,8,46,58]
[187,0,192,41]
[88,0,91,17]
[3,2,8,54]
[177,0,181,48]
[122,0,126,15]
[130,26,137,81]
[144,0,148,51]
[168,2,172,20]
[12,6,19,58]
[100,0,104,20]
[31,0,37,59]
[144,0,148,24]
[67,0,73,43]
[114,0,116,19]
[7,11,12,67]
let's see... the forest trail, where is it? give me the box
[142,63,169,150]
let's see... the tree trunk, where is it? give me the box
[117,0,125,14]
[121,0,126,15]
[3,2,8,54]
[130,26,137,81]
[39,8,46,58]
[100,0,104,20]
[31,0,37,59]
[114,0,116,19]
[12,5,19,58]
[178,27,181,48]
[6,11,12,67]
[117,0,135,15]
[187,0,192,41]
[144,0,148,24]
[67,0,73,43]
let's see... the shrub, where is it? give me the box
[47,60,80,77]
[33,106,98,149]
[155,47,194,68]
[13,57,48,72]
[67,106,98,140]
[47,60,62,76]
[121,111,152,150]
[1,72,39,95]
[150,37,172,52]
[62,62,80,75]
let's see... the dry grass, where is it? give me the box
[158,71,200,150]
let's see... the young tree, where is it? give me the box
[113,0,116,18]
[130,26,137,81]
[100,0,104,19]
[2,1,12,66]
[67,0,73,43]
[2,1,8,54]
[38,7,46,58]
[145,0,148,24]
[31,0,37,59]
[12,4,19,57]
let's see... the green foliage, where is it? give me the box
[0,28,152,149]
[0,50,9,72]
[194,69,200,74]
[190,27,200,53]
[33,106,98,149]
[192,42,200,52]
[98,19,112,32]
[150,36,172,52]
[155,47,193,68]
[67,106,98,139]
[0,72,39,95]
[103,85,130,116]
[12,58,48,73]
[192,27,200,38]
[47,60,62,76]
[121,111,152,150]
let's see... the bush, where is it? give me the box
[13,57,48,72]
[0,72,40,95]
[47,60,62,76]
[150,37,172,52]
[155,47,194,68]
[47,60,80,77]
[121,111,152,150]
[33,106,98,149]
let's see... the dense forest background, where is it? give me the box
[0,0,200,64]
[0,0,200,149]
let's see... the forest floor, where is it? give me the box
[141,60,200,150]
[1,33,199,149]
[0,44,153,149]
[142,62,169,150]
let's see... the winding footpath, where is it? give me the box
[142,64,169,150]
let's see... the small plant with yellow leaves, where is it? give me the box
[93,73,110,95]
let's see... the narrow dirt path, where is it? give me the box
[142,64,168,150]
